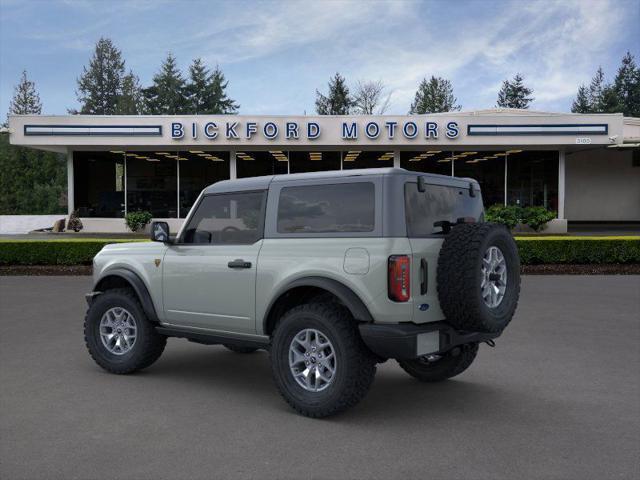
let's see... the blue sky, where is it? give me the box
[1,0,638,117]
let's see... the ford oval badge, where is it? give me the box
[418,303,429,311]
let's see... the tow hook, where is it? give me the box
[485,339,496,348]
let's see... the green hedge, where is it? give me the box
[0,239,147,265]
[0,237,639,266]
[515,237,640,264]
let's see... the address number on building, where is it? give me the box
[576,137,592,144]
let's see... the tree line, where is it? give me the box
[1,37,638,216]
[314,53,638,116]
[4,36,639,119]
[71,37,239,115]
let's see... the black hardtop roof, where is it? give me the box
[202,168,478,194]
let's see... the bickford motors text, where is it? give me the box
[171,120,461,141]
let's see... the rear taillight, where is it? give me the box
[388,255,410,302]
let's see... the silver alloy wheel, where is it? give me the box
[99,307,137,355]
[289,328,337,392]
[481,246,507,308]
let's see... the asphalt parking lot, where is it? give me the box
[1,275,639,480]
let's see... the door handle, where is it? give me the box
[420,258,428,295]
[228,259,252,269]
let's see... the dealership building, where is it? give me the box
[7,109,640,233]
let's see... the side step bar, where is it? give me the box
[156,326,270,349]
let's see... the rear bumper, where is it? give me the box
[359,321,501,360]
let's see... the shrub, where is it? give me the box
[485,204,521,229]
[125,211,153,232]
[515,237,640,264]
[485,204,556,231]
[0,239,147,265]
[521,206,557,232]
[67,210,83,232]
[1,237,637,267]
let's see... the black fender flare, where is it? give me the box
[93,268,159,322]
[262,276,373,333]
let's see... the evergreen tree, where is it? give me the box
[207,65,239,114]
[143,53,188,114]
[75,37,126,114]
[186,58,209,114]
[315,73,353,115]
[8,70,42,116]
[0,135,66,214]
[571,85,591,113]
[587,67,607,112]
[613,51,640,117]
[1,72,65,214]
[409,76,460,114]
[185,59,239,114]
[496,73,534,109]
[116,71,144,115]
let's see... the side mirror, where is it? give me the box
[150,221,171,243]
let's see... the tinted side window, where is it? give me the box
[277,183,375,233]
[182,191,265,244]
[405,183,470,236]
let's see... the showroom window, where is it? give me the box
[73,151,125,218]
[289,151,341,173]
[400,150,453,176]
[237,151,289,178]
[342,150,394,170]
[507,150,558,210]
[177,151,230,217]
[126,152,177,218]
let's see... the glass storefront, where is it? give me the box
[237,151,288,178]
[74,151,124,217]
[452,151,506,207]
[401,149,558,210]
[507,150,558,210]
[177,151,230,217]
[126,152,177,217]
[289,151,341,173]
[400,150,452,176]
[73,148,559,218]
[342,150,394,170]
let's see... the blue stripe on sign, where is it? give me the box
[467,124,608,136]
[24,125,163,137]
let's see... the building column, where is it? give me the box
[176,158,180,218]
[230,150,237,179]
[123,155,127,217]
[393,150,400,168]
[558,149,566,219]
[66,149,74,216]
[504,154,508,206]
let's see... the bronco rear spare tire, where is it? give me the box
[437,223,520,333]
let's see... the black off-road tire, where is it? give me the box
[270,301,377,418]
[223,344,259,354]
[84,288,167,374]
[437,223,520,333]
[397,343,479,382]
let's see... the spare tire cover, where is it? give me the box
[436,223,520,333]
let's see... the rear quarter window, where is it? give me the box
[277,182,375,233]
[405,182,482,236]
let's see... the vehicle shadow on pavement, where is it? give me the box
[138,343,532,422]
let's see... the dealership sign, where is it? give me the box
[170,120,461,141]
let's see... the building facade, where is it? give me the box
[8,109,640,233]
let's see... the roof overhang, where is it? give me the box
[7,111,627,153]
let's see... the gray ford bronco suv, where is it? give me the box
[85,168,520,417]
